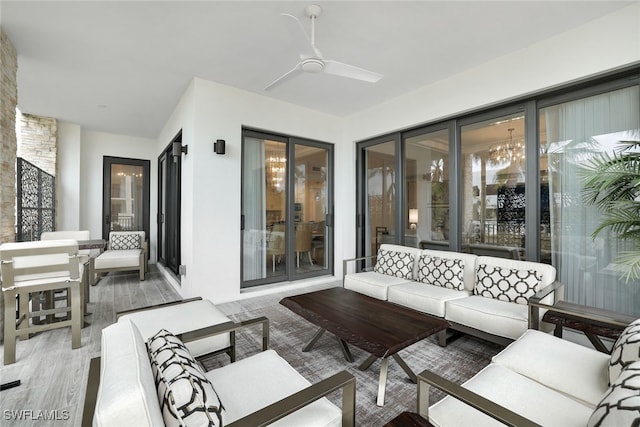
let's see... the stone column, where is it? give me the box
[0,28,18,342]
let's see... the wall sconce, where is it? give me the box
[214,139,226,155]
[172,141,188,158]
[409,209,419,230]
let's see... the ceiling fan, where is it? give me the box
[264,4,383,91]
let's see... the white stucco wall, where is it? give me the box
[78,129,157,259]
[56,121,81,230]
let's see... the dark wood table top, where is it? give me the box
[383,412,433,427]
[542,300,635,339]
[280,287,449,358]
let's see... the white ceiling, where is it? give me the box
[1,1,633,139]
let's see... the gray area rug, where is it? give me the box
[201,301,503,426]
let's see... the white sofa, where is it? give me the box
[84,313,356,427]
[343,244,557,345]
[92,231,147,283]
[418,323,640,426]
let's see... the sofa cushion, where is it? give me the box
[110,232,142,250]
[344,271,412,300]
[445,295,529,340]
[94,249,141,269]
[474,263,541,305]
[417,255,464,290]
[205,349,342,426]
[609,318,640,384]
[421,250,478,292]
[589,360,640,427]
[119,300,232,358]
[428,364,594,427]
[493,329,610,407]
[148,329,224,427]
[374,248,414,280]
[94,320,164,427]
[388,282,469,318]
[476,256,556,288]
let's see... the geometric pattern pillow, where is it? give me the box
[373,249,414,280]
[417,255,464,290]
[609,318,640,384]
[147,329,224,427]
[110,232,142,250]
[588,360,640,427]
[473,264,541,305]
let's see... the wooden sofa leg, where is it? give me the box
[438,329,447,347]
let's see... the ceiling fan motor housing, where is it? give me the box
[302,58,324,73]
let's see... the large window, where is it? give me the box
[241,129,333,287]
[539,85,640,314]
[355,69,640,315]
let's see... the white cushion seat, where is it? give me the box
[492,330,610,407]
[428,364,594,427]
[388,283,470,317]
[93,249,141,269]
[118,300,232,358]
[445,295,529,340]
[206,349,342,427]
[344,271,412,300]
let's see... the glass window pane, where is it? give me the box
[405,129,449,250]
[364,141,396,258]
[110,164,144,231]
[540,85,640,315]
[461,114,526,259]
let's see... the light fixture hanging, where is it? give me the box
[488,128,524,165]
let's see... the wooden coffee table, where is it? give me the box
[280,287,449,406]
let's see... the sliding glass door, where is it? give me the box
[241,129,333,287]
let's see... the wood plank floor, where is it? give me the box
[0,266,182,427]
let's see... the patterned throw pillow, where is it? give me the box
[609,318,640,384]
[147,329,224,427]
[110,233,141,250]
[474,264,541,305]
[588,361,640,427]
[417,255,464,290]
[374,249,414,279]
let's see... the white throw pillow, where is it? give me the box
[417,255,464,290]
[147,329,224,427]
[609,318,640,384]
[374,249,414,279]
[589,360,640,427]
[474,264,540,305]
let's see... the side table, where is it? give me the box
[541,300,635,353]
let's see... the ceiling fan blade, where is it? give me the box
[280,13,317,58]
[264,63,304,91]
[323,60,383,83]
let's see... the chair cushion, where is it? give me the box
[344,271,412,300]
[94,320,163,427]
[589,360,640,427]
[445,295,528,340]
[110,232,142,250]
[492,329,610,407]
[205,349,342,426]
[374,248,414,280]
[388,282,469,317]
[147,329,224,427]
[119,300,232,358]
[94,249,141,269]
[417,255,464,290]
[474,263,541,305]
[428,364,594,427]
[609,318,640,384]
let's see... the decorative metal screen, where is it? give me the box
[16,158,55,241]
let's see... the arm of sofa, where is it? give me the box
[82,357,101,427]
[227,370,356,427]
[177,316,270,353]
[528,280,565,330]
[342,255,377,283]
[417,369,541,427]
[115,297,203,320]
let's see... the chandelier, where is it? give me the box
[488,128,525,165]
[267,153,286,191]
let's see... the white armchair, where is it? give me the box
[91,231,147,283]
